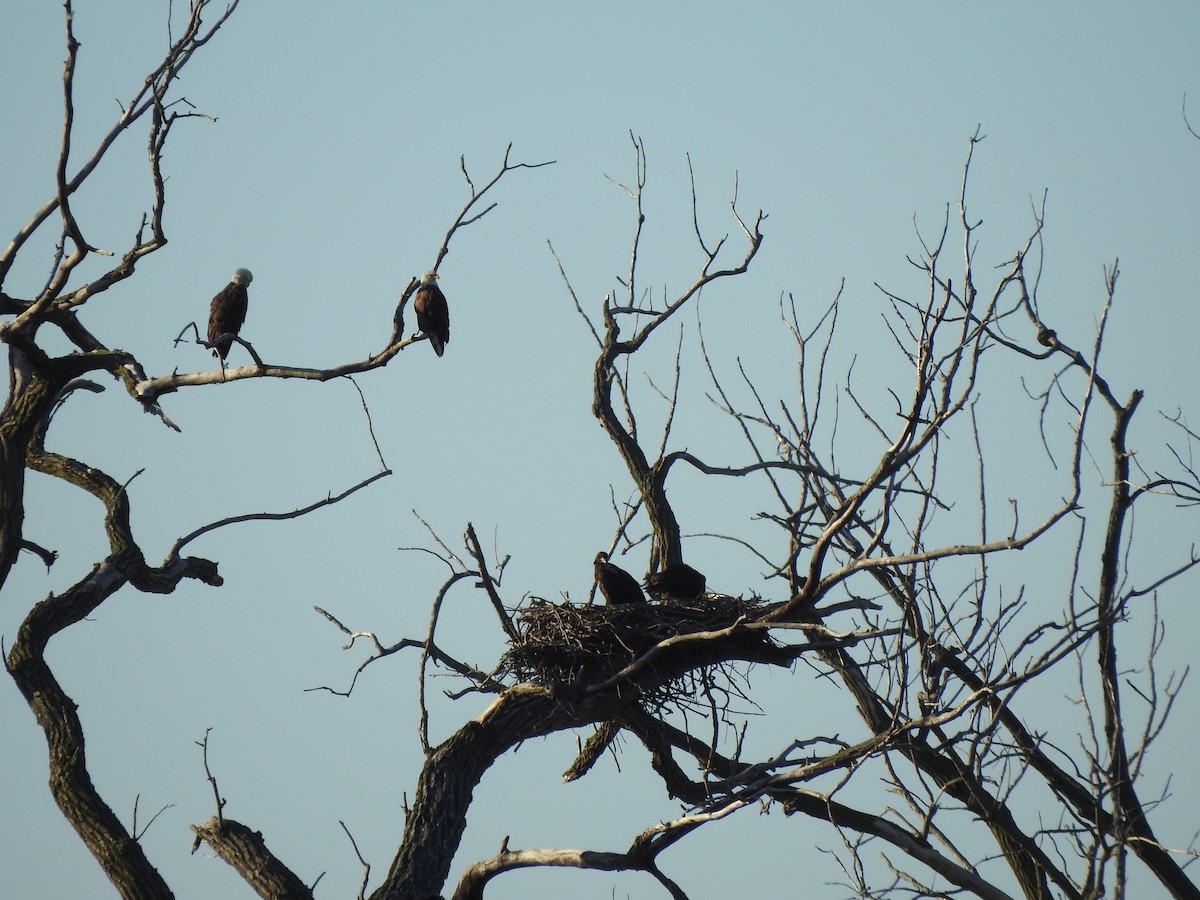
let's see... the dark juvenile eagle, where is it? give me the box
[207,268,253,361]
[413,271,450,357]
[645,563,707,601]
[594,551,646,605]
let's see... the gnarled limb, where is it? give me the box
[191,818,313,900]
[6,555,216,899]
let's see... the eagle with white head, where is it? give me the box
[207,268,253,361]
[413,271,450,357]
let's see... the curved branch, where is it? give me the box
[27,417,224,594]
[137,340,419,405]
[171,469,391,556]
[18,539,58,569]
[451,823,703,900]
[55,3,91,267]
[6,563,175,899]
[780,791,1018,900]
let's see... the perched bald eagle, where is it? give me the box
[413,271,450,356]
[594,552,646,606]
[207,268,253,361]
[645,563,707,601]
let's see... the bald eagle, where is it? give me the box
[594,552,646,606]
[645,563,707,601]
[207,268,253,361]
[413,271,450,356]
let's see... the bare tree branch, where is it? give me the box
[190,817,313,900]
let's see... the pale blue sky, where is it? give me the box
[3,2,1199,897]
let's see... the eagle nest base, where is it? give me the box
[502,595,775,688]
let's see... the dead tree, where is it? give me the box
[305,134,1199,899]
[1,5,545,898]
[4,6,1198,899]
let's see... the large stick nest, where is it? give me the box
[502,594,773,688]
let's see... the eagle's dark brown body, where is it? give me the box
[414,274,450,357]
[207,270,252,360]
[594,552,646,605]
[645,563,707,601]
